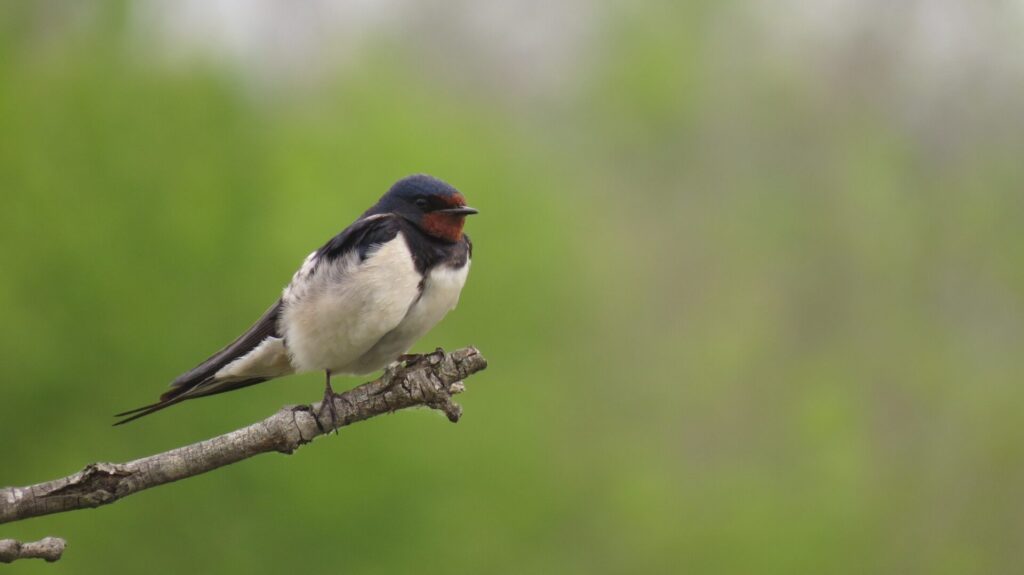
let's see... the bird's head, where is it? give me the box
[369,174,478,242]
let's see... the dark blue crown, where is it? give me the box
[386,174,459,200]
[365,174,460,217]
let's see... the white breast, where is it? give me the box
[344,260,471,374]
[403,262,471,337]
[280,236,423,374]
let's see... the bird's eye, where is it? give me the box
[414,197,429,209]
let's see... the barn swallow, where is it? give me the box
[115,174,476,425]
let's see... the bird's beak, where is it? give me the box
[438,206,479,216]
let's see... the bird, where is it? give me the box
[115,174,477,425]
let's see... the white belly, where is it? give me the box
[280,237,422,374]
[346,261,470,374]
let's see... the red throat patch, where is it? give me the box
[421,192,469,242]
[421,212,466,242]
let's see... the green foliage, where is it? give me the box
[2,3,1023,574]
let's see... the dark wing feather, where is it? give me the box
[165,299,283,395]
[315,213,404,265]
[113,300,282,425]
[113,376,270,425]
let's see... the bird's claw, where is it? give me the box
[317,379,344,435]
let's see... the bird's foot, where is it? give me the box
[317,384,345,435]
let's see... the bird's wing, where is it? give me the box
[315,213,405,264]
[171,214,404,390]
[166,299,285,392]
[113,300,285,424]
[114,214,408,425]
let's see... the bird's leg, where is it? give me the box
[319,370,342,434]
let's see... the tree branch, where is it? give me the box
[0,537,67,563]
[0,346,487,528]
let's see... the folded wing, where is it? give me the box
[114,300,289,424]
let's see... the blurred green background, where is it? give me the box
[2,1,1023,573]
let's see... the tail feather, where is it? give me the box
[113,376,270,426]
[112,395,192,426]
[114,400,166,417]
[113,300,289,426]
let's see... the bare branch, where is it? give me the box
[0,347,487,526]
[0,537,67,563]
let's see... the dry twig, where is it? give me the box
[0,537,66,563]
[0,347,486,550]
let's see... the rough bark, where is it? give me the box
[0,537,67,563]
[0,347,486,530]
